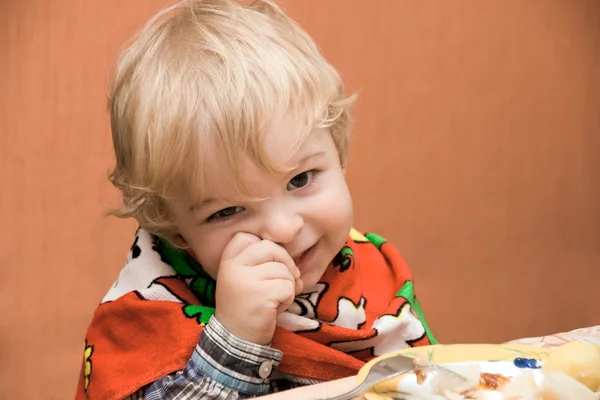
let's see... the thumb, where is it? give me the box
[220,232,261,261]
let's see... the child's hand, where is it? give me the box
[214,232,304,345]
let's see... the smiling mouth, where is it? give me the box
[292,243,317,270]
[292,251,305,265]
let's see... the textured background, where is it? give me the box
[1,0,599,398]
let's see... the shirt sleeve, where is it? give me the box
[139,316,283,400]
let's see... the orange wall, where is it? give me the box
[2,1,599,398]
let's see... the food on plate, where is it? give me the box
[423,364,514,398]
[412,366,599,399]
[429,364,482,395]
[478,372,512,391]
[401,343,600,399]
[420,370,599,399]
[410,354,486,398]
[413,353,431,384]
[502,370,599,400]
[501,370,538,399]
[415,369,428,385]
[542,342,600,392]
[539,371,599,400]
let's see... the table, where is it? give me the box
[257,325,600,399]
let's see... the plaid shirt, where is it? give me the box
[125,317,313,399]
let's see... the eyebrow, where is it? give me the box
[273,150,327,181]
[188,199,217,214]
[188,151,326,214]
[294,151,325,168]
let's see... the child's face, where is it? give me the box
[169,116,353,291]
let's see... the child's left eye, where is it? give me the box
[287,170,315,190]
[207,206,244,222]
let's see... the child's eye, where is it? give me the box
[287,170,315,190]
[207,206,244,222]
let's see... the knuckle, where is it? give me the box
[236,232,258,244]
[261,239,277,249]
[286,280,295,292]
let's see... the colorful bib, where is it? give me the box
[75,228,436,399]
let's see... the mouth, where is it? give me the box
[292,243,318,270]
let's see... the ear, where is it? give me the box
[339,156,347,175]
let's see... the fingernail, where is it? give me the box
[294,266,301,278]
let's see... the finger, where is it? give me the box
[238,240,300,278]
[277,302,292,315]
[294,277,303,296]
[221,232,262,262]
[254,262,303,298]
[254,262,296,282]
[262,279,296,314]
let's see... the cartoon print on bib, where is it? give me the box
[76,227,436,400]
[83,340,93,391]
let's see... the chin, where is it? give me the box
[300,275,317,292]
[299,270,324,292]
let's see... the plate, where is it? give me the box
[357,344,552,399]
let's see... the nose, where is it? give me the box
[259,203,303,245]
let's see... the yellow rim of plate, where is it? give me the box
[357,344,551,400]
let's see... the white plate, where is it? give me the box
[356,344,551,400]
[398,361,542,399]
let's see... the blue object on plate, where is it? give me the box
[514,357,541,369]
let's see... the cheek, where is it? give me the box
[310,177,353,230]
[186,234,229,279]
[333,188,354,232]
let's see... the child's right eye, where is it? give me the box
[207,206,244,222]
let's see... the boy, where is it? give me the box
[76,0,437,399]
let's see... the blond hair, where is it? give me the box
[108,0,355,240]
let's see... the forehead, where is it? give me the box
[201,123,332,198]
[260,115,311,165]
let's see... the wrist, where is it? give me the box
[194,316,283,394]
[214,310,273,345]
